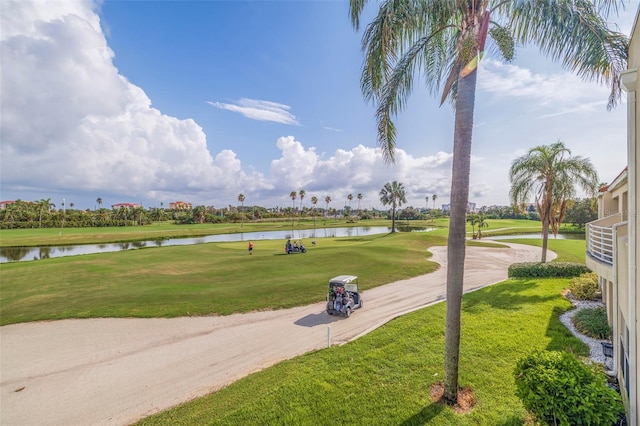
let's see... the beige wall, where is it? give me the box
[618,8,639,423]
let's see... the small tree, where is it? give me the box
[476,215,489,239]
[564,198,598,229]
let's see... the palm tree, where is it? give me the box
[311,196,319,234]
[238,193,245,228]
[38,198,51,228]
[324,195,332,225]
[379,181,406,233]
[476,215,489,239]
[194,205,206,224]
[347,193,353,214]
[432,194,438,210]
[96,197,102,210]
[349,0,626,404]
[298,189,307,223]
[290,191,297,234]
[357,193,363,218]
[324,195,331,217]
[467,213,478,239]
[299,189,306,218]
[510,141,599,262]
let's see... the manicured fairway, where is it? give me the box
[0,232,446,325]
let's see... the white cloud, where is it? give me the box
[479,59,611,112]
[208,98,300,125]
[2,0,546,210]
[0,0,271,205]
[263,136,455,208]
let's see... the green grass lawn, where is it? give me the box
[0,232,448,325]
[137,277,586,426]
[1,218,591,424]
[503,238,587,263]
[0,221,587,325]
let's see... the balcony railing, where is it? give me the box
[586,214,623,266]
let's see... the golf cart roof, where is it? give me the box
[329,275,358,285]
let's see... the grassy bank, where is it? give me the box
[137,277,586,425]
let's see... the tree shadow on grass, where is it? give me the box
[463,280,557,313]
[398,402,444,425]
[545,305,588,355]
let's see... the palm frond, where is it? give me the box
[349,0,370,31]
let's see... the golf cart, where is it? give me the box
[285,239,306,254]
[326,275,363,317]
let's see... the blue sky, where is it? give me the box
[1,0,636,211]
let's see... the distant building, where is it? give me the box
[169,201,192,210]
[111,203,141,209]
[441,202,476,213]
[0,201,16,210]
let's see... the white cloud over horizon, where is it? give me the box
[0,0,627,211]
[0,0,477,210]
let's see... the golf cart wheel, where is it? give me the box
[345,307,351,318]
[327,309,333,315]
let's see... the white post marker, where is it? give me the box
[327,325,331,348]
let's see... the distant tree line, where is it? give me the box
[0,196,597,230]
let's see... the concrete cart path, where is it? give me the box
[0,243,553,426]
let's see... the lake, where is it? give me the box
[0,226,435,263]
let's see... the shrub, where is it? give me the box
[573,307,611,339]
[569,272,600,300]
[508,262,591,278]
[514,350,623,425]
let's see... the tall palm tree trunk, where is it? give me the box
[540,203,551,262]
[391,204,396,232]
[444,70,476,403]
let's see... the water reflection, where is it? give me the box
[1,226,437,263]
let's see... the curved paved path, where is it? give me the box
[0,243,553,425]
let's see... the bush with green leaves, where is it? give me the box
[573,307,611,340]
[514,350,623,425]
[568,272,600,300]
[508,262,591,278]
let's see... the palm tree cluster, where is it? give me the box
[349,0,627,404]
[0,199,153,229]
[467,213,488,239]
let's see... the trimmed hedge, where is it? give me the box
[508,262,590,278]
[514,350,624,425]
